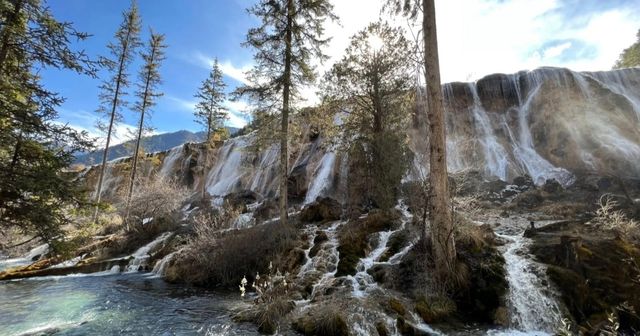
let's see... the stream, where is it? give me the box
[0,272,258,336]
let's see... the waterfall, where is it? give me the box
[159,145,183,178]
[468,83,509,180]
[494,75,573,186]
[304,151,337,205]
[127,232,173,272]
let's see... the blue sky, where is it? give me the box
[43,0,640,144]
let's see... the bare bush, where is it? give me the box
[120,178,188,229]
[593,194,639,241]
[166,219,297,287]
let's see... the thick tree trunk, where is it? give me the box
[279,0,294,226]
[423,0,456,278]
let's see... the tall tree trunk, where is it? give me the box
[0,0,23,75]
[279,0,294,226]
[423,0,456,278]
[93,31,132,222]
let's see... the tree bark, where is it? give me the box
[423,0,456,278]
[279,0,294,226]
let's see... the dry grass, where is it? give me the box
[592,194,639,241]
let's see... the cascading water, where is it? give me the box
[158,145,184,178]
[348,202,413,297]
[126,232,173,272]
[304,151,337,205]
[468,83,509,181]
[494,218,562,334]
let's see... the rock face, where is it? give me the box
[82,67,640,203]
[435,67,640,186]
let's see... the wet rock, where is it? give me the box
[224,190,261,212]
[299,197,341,223]
[530,221,640,334]
[542,178,562,193]
[396,317,431,336]
[481,180,508,194]
[288,163,308,201]
[513,174,535,189]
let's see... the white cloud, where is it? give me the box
[543,42,573,59]
[193,52,252,85]
[167,94,249,128]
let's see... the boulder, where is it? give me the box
[513,174,535,189]
[299,197,341,223]
[542,178,562,193]
[224,190,260,212]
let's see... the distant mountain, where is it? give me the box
[74,128,239,165]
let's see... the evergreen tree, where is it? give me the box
[323,22,413,210]
[236,0,336,226]
[194,59,228,142]
[93,1,142,219]
[613,29,640,69]
[388,0,456,280]
[125,31,166,224]
[0,0,96,241]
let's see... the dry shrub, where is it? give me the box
[120,177,188,230]
[593,194,639,241]
[167,221,297,287]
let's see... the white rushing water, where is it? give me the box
[348,202,412,297]
[304,151,337,205]
[127,232,173,272]
[158,145,184,178]
[467,83,510,181]
[493,218,562,334]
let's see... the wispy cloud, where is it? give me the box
[166,94,249,128]
[193,51,252,85]
[57,108,154,148]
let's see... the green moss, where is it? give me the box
[375,321,389,336]
[389,298,407,317]
[414,296,455,324]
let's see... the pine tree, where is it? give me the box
[194,59,228,142]
[387,0,456,280]
[93,1,142,220]
[613,29,640,69]
[125,31,166,225]
[236,0,336,226]
[194,58,227,200]
[0,0,96,241]
[323,22,413,210]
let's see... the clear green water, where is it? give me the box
[0,273,259,336]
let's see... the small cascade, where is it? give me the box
[126,232,173,272]
[297,226,318,277]
[348,230,394,297]
[495,219,562,334]
[151,250,179,277]
[304,151,337,205]
[296,221,343,300]
[24,243,49,261]
[348,202,412,297]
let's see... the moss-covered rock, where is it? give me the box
[414,295,456,324]
[531,222,640,334]
[336,211,395,276]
